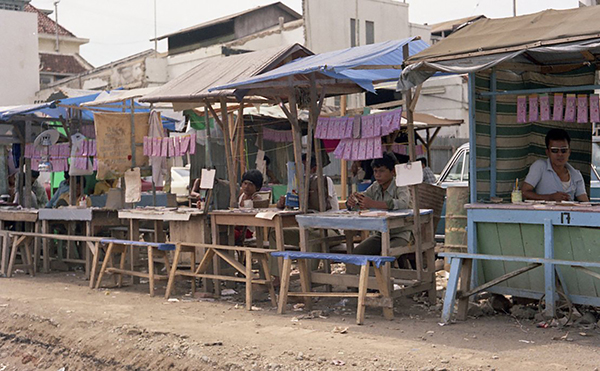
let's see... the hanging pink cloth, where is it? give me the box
[148,110,166,185]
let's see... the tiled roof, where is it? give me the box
[39,53,90,75]
[24,4,76,37]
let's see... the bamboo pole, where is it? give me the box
[279,91,306,213]
[309,74,326,212]
[238,104,246,175]
[403,44,423,282]
[340,95,348,200]
[216,98,238,208]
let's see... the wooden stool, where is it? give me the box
[272,251,396,325]
[6,234,35,278]
[165,242,277,310]
[94,239,175,297]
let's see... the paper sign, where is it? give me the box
[565,94,576,122]
[124,167,142,203]
[353,115,361,139]
[529,95,538,122]
[577,94,588,123]
[395,162,423,187]
[553,94,564,121]
[517,96,527,123]
[199,168,216,190]
[590,95,600,122]
[539,95,550,121]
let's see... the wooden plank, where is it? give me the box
[310,271,380,289]
[213,249,247,275]
[573,227,600,298]
[557,227,583,296]
[519,224,545,292]
[7,232,103,242]
[288,292,360,298]
[460,263,541,299]
[277,258,293,314]
[356,264,370,325]
[497,223,531,290]
[476,223,507,288]
[246,250,253,311]
[105,268,168,280]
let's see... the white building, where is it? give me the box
[0,2,39,105]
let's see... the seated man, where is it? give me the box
[347,152,412,255]
[522,128,588,202]
[55,177,91,208]
[46,171,70,208]
[13,170,47,208]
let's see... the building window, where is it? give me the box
[366,21,375,45]
[350,18,357,47]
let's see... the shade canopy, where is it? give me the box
[211,37,429,100]
[398,6,600,90]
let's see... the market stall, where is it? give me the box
[398,6,600,319]
[211,37,438,302]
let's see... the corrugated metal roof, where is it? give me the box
[140,43,313,104]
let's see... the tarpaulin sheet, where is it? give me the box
[211,38,429,94]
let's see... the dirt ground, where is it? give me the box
[0,271,599,371]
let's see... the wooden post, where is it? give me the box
[204,104,212,168]
[219,98,238,208]
[281,91,307,212]
[24,121,32,208]
[237,104,246,175]
[309,74,326,212]
[340,95,348,201]
[403,44,423,282]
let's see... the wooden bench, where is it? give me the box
[439,252,600,323]
[5,231,103,284]
[94,239,175,297]
[165,242,277,310]
[272,251,396,325]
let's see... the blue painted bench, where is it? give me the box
[271,251,396,325]
[439,252,600,323]
[94,239,176,297]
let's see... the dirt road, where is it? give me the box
[0,272,599,370]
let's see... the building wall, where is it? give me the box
[234,6,298,39]
[38,35,84,55]
[304,0,411,53]
[166,24,304,81]
[0,9,39,105]
[35,52,161,101]
[414,74,470,139]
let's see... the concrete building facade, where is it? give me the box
[0,8,39,105]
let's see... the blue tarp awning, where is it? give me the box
[210,37,429,94]
[0,90,179,131]
[0,102,57,121]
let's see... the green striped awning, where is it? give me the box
[474,66,594,200]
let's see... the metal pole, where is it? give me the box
[54,1,60,52]
[154,0,158,53]
[513,0,517,17]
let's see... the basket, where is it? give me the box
[409,183,446,229]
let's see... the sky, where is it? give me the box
[30,0,580,68]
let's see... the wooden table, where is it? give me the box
[38,208,121,277]
[118,207,209,284]
[118,207,208,243]
[295,209,436,301]
[463,202,600,316]
[0,208,40,276]
[210,209,301,276]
